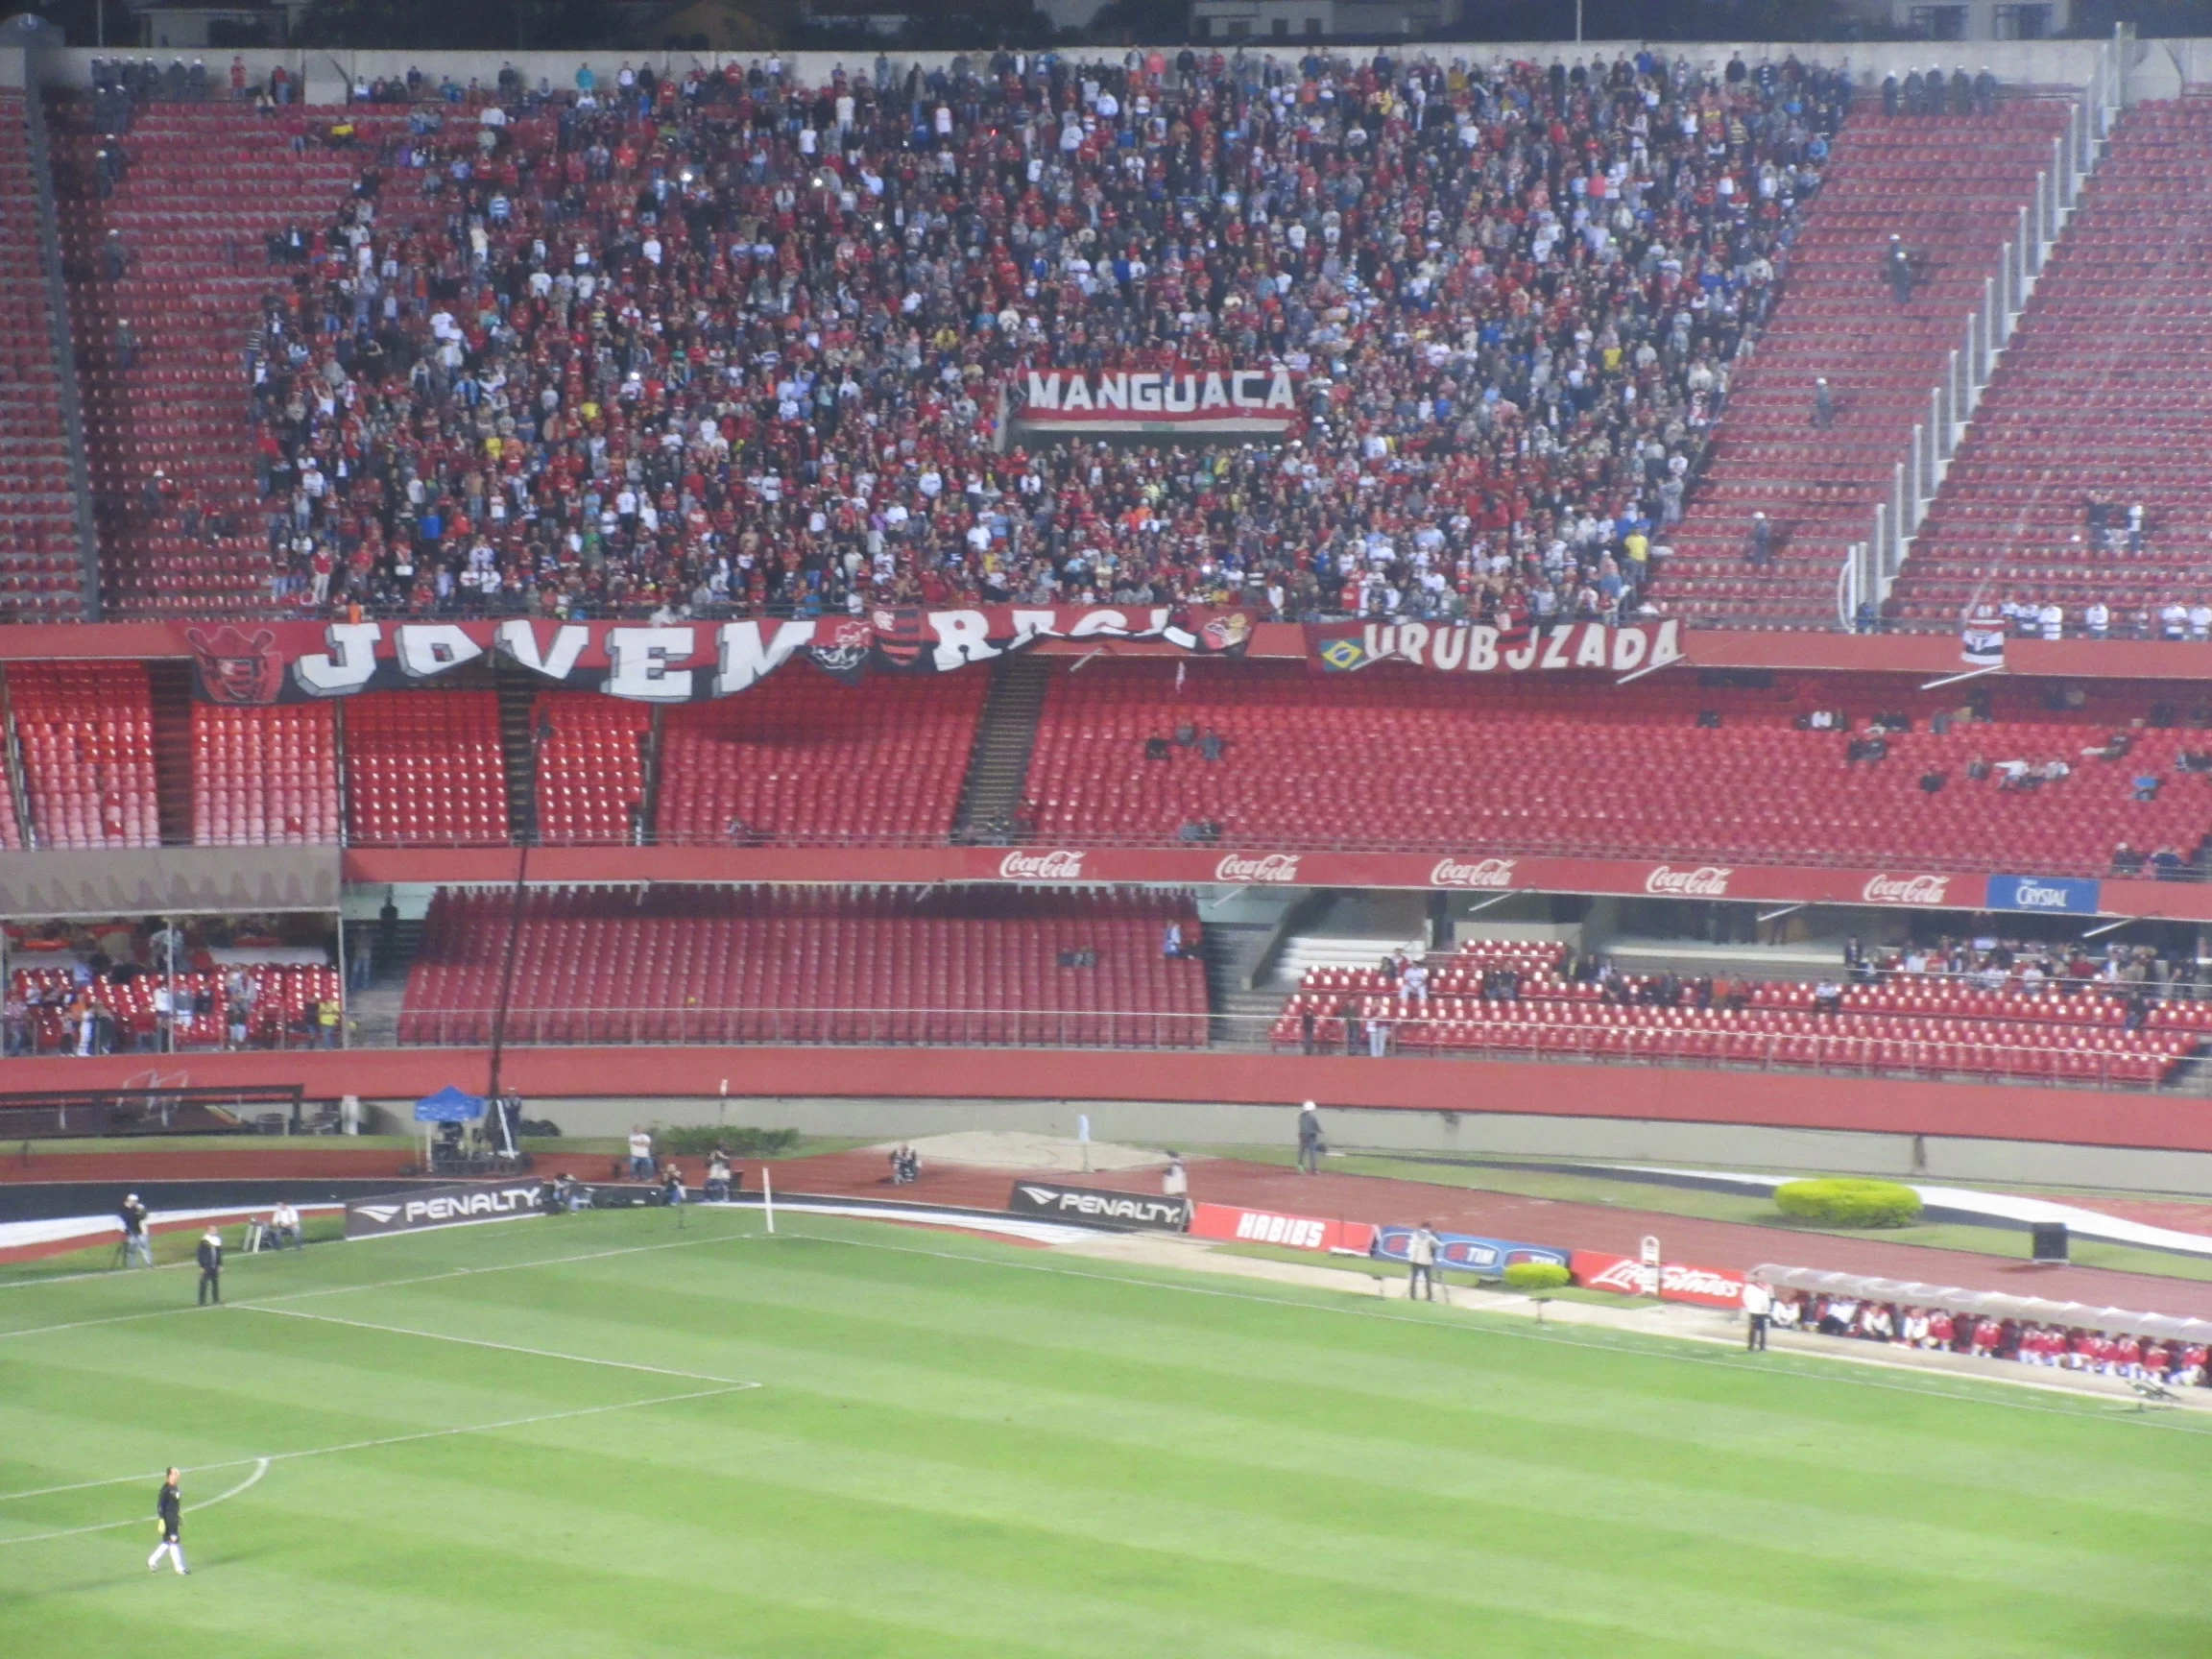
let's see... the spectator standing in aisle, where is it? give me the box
[1743,1276,1774,1351]
[1885,235,1914,303]
[194,1227,223,1305]
[1296,1101,1324,1175]
[1745,513,1774,568]
[349,932,374,990]
[1812,378,1836,431]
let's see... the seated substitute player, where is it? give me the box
[148,1467,187,1575]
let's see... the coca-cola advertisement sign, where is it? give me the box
[1573,1249,1746,1309]
[1644,864,1734,898]
[1214,853,1303,884]
[998,849,1087,881]
[1862,874,1952,906]
[1658,1262,1749,1308]
[1573,1250,1656,1296]
[1429,856,1518,890]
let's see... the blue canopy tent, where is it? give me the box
[414,1085,485,1123]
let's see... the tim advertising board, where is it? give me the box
[1372,1227,1568,1277]
[1572,1250,1746,1309]
[345,1182,543,1238]
[1005,1180,1190,1233]
[1187,1203,1377,1255]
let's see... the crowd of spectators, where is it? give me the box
[1775,1290,2209,1389]
[237,46,1848,621]
[0,916,339,1055]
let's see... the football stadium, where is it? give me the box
[2,14,2212,1655]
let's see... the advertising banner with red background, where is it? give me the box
[1187,1202,1377,1255]
[1572,1249,1748,1309]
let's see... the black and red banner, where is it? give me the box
[186,606,1251,706]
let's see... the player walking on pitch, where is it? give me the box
[148,1468,188,1575]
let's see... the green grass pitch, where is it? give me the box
[2,1205,2207,1657]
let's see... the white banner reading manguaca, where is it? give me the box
[1308,618,1685,677]
[1014,366,1301,435]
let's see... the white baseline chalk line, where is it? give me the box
[0,1383,757,1545]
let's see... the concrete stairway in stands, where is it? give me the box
[1202,921,1284,1049]
[953,656,1051,844]
[346,917,421,1048]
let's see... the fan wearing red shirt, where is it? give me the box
[2178,1344,2209,1386]
[1971,1317,2002,1357]
[2113,1334,2143,1379]
[1925,1310,1954,1351]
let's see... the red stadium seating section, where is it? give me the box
[1895,99,2212,627]
[1271,941,2204,1087]
[11,961,338,1053]
[0,95,84,622]
[535,693,650,847]
[46,100,396,616]
[1022,661,2212,875]
[8,659,159,848]
[191,701,338,846]
[340,689,509,846]
[1659,103,2075,628]
[655,673,984,845]
[397,885,1206,1046]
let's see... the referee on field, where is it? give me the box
[147,1467,188,1575]
[195,1227,223,1306]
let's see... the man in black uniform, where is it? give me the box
[148,1467,188,1574]
[195,1227,223,1305]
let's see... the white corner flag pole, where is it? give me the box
[761,1166,775,1236]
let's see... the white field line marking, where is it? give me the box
[0,1223,767,1343]
[0,1383,758,1545]
[0,1458,269,1547]
[777,1227,2212,1435]
[241,1304,757,1386]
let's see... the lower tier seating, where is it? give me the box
[11,961,339,1053]
[1272,943,2204,1087]
[397,885,1207,1046]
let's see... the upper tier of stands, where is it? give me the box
[1660,102,2074,628]
[1021,660,2212,875]
[397,884,1207,1046]
[1891,98,2212,633]
[0,94,85,622]
[44,98,401,617]
[211,52,1841,634]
